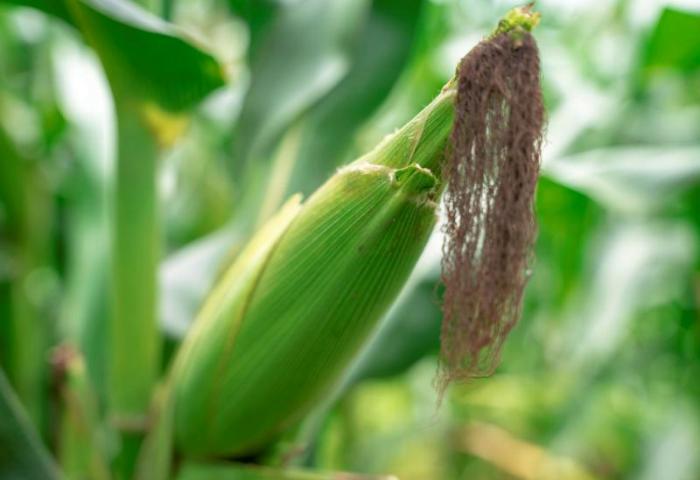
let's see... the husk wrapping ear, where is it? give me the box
[439,27,545,388]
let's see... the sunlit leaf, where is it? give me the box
[544,146,700,212]
[2,0,226,111]
[643,8,700,73]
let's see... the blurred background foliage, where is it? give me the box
[0,0,699,479]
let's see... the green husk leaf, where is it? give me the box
[139,194,305,480]
[173,82,455,457]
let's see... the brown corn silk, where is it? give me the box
[439,28,544,388]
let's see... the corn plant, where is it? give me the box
[0,1,546,479]
[171,8,544,463]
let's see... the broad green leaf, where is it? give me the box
[643,8,700,73]
[284,0,425,197]
[0,368,61,480]
[230,0,365,174]
[2,0,226,111]
[67,0,225,112]
[528,178,602,312]
[2,0,73,24]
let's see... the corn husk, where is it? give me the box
[171,84,456,457]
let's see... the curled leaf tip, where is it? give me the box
[438,15,545,393]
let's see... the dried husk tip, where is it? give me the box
[438,4,545,390]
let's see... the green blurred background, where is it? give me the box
[1,0,699,479]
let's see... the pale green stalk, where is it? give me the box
[64,3,164,476]
[109,101,160,426]
[107,102,161,480]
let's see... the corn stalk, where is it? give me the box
[0,128,52,434]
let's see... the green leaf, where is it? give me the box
[643,8,700,73]
[0,368,61,480]
[230,0,366,174]
[2,0,226,111]
[2,0,74,24]
[227,0,281,57]
[284,0,425,197]
[543,145,700,212]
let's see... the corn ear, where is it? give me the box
[171,83,456,458]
